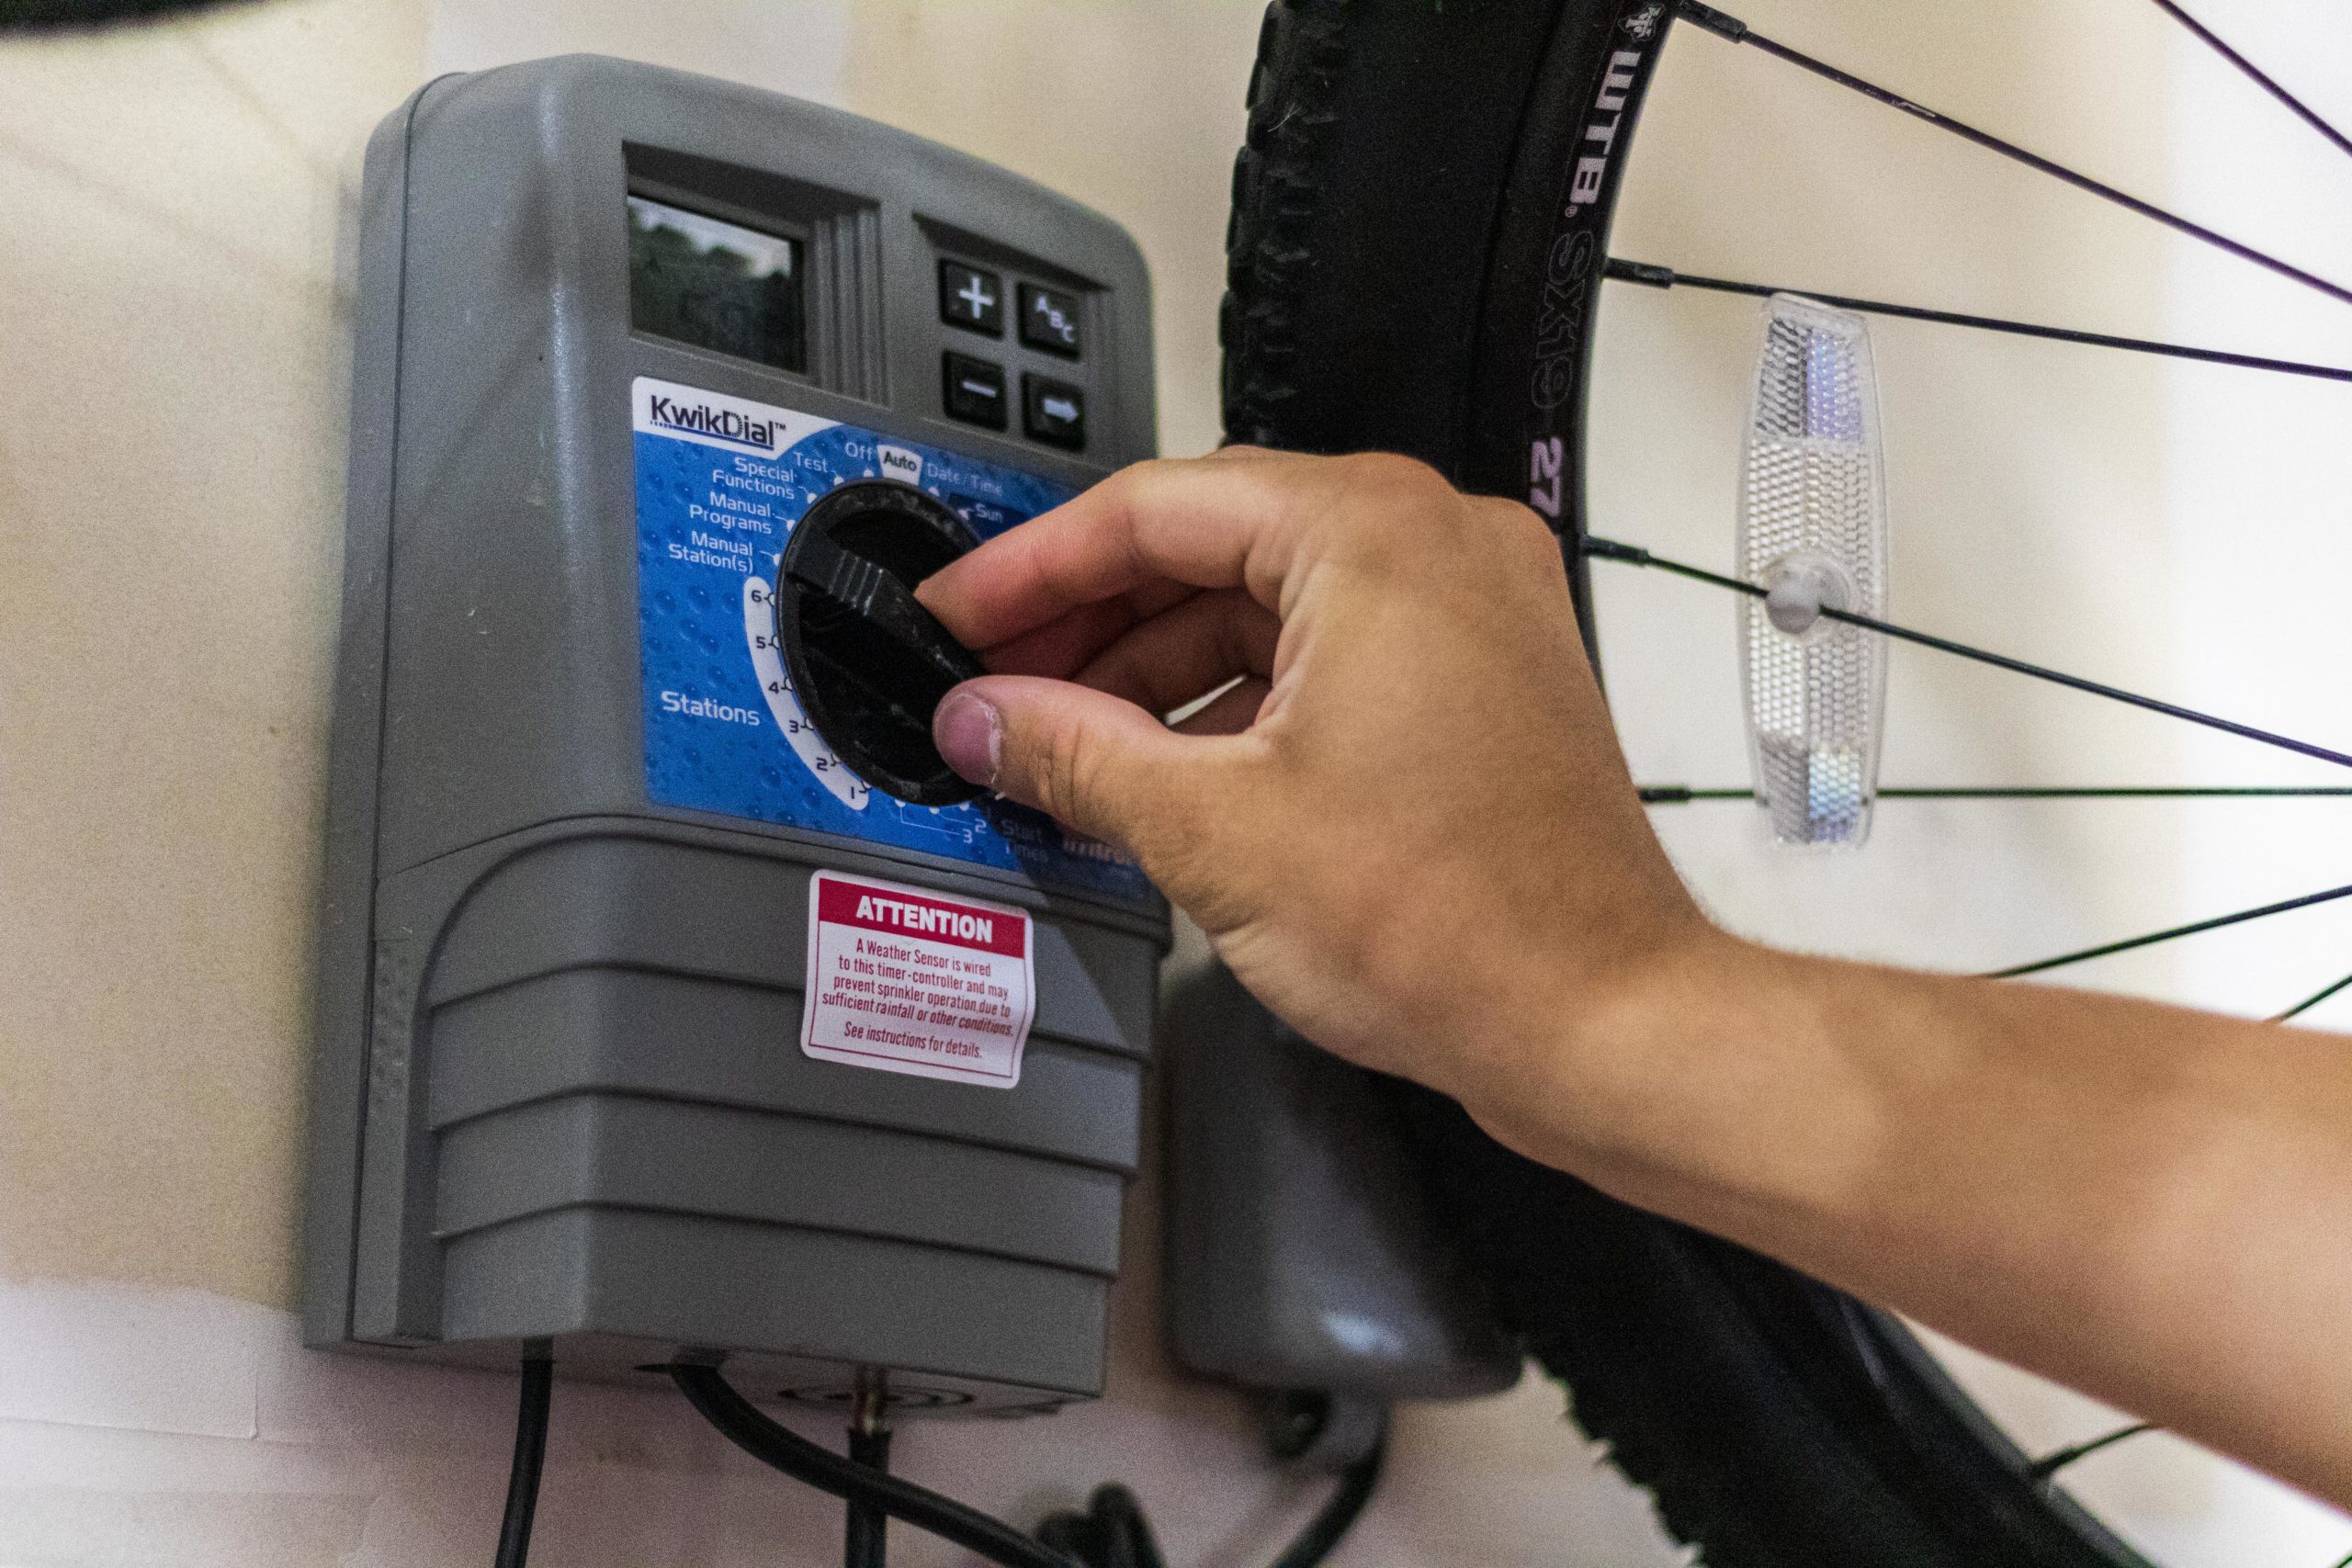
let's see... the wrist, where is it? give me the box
[1463,919,1792,1201]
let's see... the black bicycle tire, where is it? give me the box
[1223,3,2154,1563]
[0,0,245,29]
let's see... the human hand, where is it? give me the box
[915,447,1717,1126]
[923,453,2352,1516]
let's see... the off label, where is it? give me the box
[801,871,1036,1089]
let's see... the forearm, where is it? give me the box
[915,448,2352,1502]
[1487,933,2352,1506]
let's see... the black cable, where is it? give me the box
[675,1362,1384,1568]
[1102,1489,1170,1568]
[846,1423,893,1568]
[2143,0,2352,167]
[1673,1,2352,311]
[1038,1485,1168,1568]
[1269,1427,1386,1568]
[1040,1427,1383,1568]
[493,1350,554,1568]
[1605,258,2352,385]
[1640,784,2352,803]
[1584,536,2352,772]
[668,1365,1075,1568]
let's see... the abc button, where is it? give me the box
[1017,282,1082,357]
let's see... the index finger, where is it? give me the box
[916,448,1316,651]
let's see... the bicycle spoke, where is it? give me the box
[1585,537,2352,773]
[1640,784,2352,803]
[2274,967,2352,1023]
[1606,259,2352,385]
[1674,1,2352,311]
[2145,0,2352,167]
[1637,771,2352,987]
[2029,1422,2159,1481]
[1988,882,2352,980]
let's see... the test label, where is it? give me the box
[801,871,1036,1089]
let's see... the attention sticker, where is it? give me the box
[800,871,1036,1089]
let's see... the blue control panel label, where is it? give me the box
[632,377,1149,905]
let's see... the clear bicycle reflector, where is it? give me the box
[1737,295,1889,848]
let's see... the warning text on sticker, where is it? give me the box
[803,874,1035,1089]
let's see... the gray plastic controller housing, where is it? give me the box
[305,55,1163,1414]
[1164,964,1521,1401]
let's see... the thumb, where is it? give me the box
[933,675,1213,866]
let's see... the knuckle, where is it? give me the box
[1091,457,1162,513]
[1339,450,1446,491]
[1306,454,1461,565]
[1028,714,1096,826]
[1027,713,1149,856]
[1484,493,1562,551]
[1023,710,1199,875]
[1096,455,1194,516]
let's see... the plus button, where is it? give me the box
[939,261,1004,335]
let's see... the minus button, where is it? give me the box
[942,352,1008,431]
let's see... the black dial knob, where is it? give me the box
[775,481,988,806]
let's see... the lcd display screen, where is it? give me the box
[628,194,808,374]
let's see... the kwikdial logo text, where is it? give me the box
[647,394,778,451]
[1531,37,1649,411]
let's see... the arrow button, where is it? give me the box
[1022,374,1086,451]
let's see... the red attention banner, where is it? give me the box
[802,871,1037,1089]
[814,878,1028,957]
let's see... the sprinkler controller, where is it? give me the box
[304,55,1165,1415]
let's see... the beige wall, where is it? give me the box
[2,0,2347,1562]
[0,2,1678,1562]
[0,0,432,1305]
